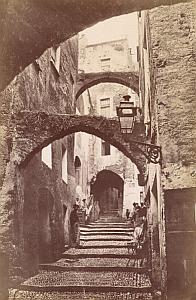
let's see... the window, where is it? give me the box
[100,98,110,117]
[62,145,68,183]
[101,140,111,156]
[100,58,110,71]
[70,74,75,100]
[51,45,61,73]
[41,144,52,169]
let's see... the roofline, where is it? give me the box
[86,37,129,48]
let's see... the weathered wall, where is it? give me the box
[149,1,196,189]
[0,36,78,281]
[79,36,137,72]
[141,2,196,296]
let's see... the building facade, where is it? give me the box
[77,36,143,218]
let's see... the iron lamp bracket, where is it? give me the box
[129,140,162,164]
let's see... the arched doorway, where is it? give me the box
[91,170,124,218]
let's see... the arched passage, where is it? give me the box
[0,0,189,92]
[76,71,139,99]
[91,170,124,217]
[14,111,147,175]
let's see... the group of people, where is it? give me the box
[70,196,94,247]
[70,200,148,249]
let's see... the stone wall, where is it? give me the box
[149,1,196,189]
[146,1,196,295]
[0,36,78,280]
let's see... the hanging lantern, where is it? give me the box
[116,95,137,134]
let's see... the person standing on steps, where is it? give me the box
[126,209,130,220]
[70,204,80,247]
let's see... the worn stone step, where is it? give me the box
[9,289,153,299]
[80,241,130,247]
[92,222,126,226]
[80,231,133,236]
[40,265,148,274]
[20,270,152,293]
[61,254,146,259]
[20,285,152,293]
[80,235,132,241]
[62,248,147,259]
[62,253,147,259]
[39,257,148,271]
[80,227,133,232]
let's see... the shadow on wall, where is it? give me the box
[38,188,54,263]
[23,187,55,274]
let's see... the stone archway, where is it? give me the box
[75,71,139,99]
[91,170,124,217]
[13,110,147,176]
[0,0,189,92]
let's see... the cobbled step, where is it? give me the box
[80,227,133,232]
[20,285,152,293]
[20,270,152,293]
[80,231,133,236]
[9,289,153,299]
[80,235,132,241]
[83,225,129,229]
[92,222,127,226]
[80,239,131,247]
[63,248,129,256]
[39,258,148,273]
[40,265,148,273]
[62,253,147,259]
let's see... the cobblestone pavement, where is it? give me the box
[10,290,153,300]
[20,270,151,287]
[9,220,152,299]
[40,257,147,268]
[80,240,130,246]
[63,247,130,255]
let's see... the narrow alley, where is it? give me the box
[0,1,195,300]
[10,210,153,299]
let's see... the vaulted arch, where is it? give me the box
[0,0,189,92]
[93,169,124,191]
[13,111,147,175]
[76,71,139,99]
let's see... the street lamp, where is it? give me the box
[116,95,162,164]
[116,95,137,134]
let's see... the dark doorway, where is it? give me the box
[91,170,124,217]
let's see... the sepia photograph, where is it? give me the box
[0,1,195,300]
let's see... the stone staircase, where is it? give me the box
[11,218,153,299]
